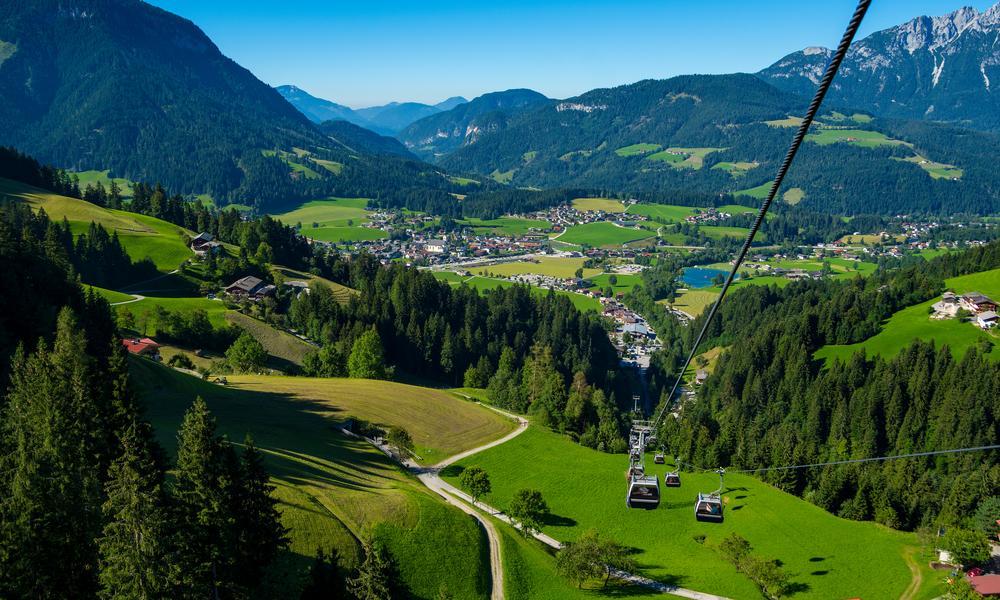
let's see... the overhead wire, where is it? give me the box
[649,0,874,434]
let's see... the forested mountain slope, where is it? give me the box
[760,3,1000,132]
[432,74,1000,215]
[398,88,551,158]
[0,0,463,212]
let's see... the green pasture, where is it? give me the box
[805,129,909,148]
[443,426,941,600]
[572,197,626,213]
[733,181,773,199]
[895,155,963,180]
[473,257,600,279]
[73,169,135,196]
[459,216,550,235]
[647,147,724,170]
[556,222,654,247]
[491,169,516,183]
[615,143,662,157]
[586,273,644,295]
[626,203,698,222]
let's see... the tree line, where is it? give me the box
[287,258,633,442]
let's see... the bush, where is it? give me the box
[167,353,196,370]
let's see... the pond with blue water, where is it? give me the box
[679,267,739,288]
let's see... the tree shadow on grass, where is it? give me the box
[440,464,465,478]
[542,513,577,527]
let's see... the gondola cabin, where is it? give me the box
[653,452,665,464]
[695,493,723,522]
[664,471,681,487]
[627,475,660,509]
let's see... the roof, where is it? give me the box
[978,311,999,321]
[191,232,214,243]
[227,275,264,293]
[425,239,447,246]
[121,337,159,355]
[969,573,1000,595]
[962,292,994,304]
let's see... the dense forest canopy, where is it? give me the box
[651,240,1000,529]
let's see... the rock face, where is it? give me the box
[759,3,1000,131]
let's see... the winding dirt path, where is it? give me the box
[898,546,923,600]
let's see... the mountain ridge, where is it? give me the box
[759,2,1000,131]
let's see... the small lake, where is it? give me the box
[679,267,739,288]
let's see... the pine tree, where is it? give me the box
[0,309,103,597]
[170,397,234,598]
[347,538,395,600]
[98,423,171,599]
[234,435,288,587]
[300,547,347,600]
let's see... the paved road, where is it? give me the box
[110,293,145,306]
[358,403,731,600]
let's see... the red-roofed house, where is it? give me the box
[969,573,1000,596]
[121,337,161,360]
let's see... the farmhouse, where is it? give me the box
[960,292,998,314]
[225,276,275,300]
[695,370,708,385]
[969,573,1000,597]
[190,232,222,256]
[932,292,961,317]
[121,337,160,359]
[977,311,998,330]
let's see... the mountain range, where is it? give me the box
[427,73,1000,215]
[275,85,468,134]
[759,3,1000,132]
[0,0,463,211]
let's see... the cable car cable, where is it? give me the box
[648,0,873,435]
[732,443,1000,474]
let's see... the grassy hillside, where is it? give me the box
[133,361,496,598]
[222,375,515,465]
[816,267,1000,363]
[2,178,193,270]
[225,313,315,370]
[443,426,942,600]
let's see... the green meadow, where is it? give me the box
[473,257,600,279]
[646,147,724,169]
[896,155,963,180]
[805,129,909,148]
[459,216,550,235]
[572,197,626,212]
[272,198,387,242]
[626,203,698,222]
[557,222,654,247]
[443,426,942,600]
[586,273,644,295]
[734,180,773,199]
[615,143,662,157]
[73,169,135,196]
[436,274,601,313]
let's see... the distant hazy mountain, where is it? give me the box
[398,89,551,158]
[275,85,359,125]
[278,87,470,134]
[435,96,469,111]
[353,102,443,134]
[318,120,416,159]
[431,74,1000,215]
[759,3,1000,131]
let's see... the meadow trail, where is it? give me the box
[362,403,733,600]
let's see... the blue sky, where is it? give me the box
[150,0,995,108]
